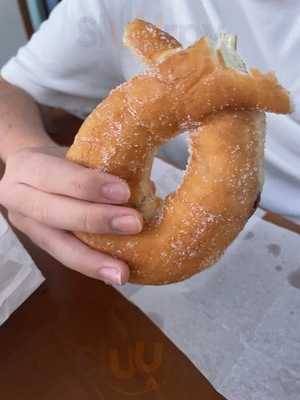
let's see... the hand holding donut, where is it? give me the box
[67,19,292,285]
[0,144,142,284]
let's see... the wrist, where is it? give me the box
[0,130,56,162]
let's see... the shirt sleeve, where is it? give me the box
[1,0,124,118]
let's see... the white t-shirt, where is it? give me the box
[2,0,300,223]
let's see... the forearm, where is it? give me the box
[0,78,55,162]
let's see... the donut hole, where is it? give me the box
[158,132,189,171]
[151,132,189,199]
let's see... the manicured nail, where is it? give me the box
[97,267,123,285]
[111,215,142,233]
[101,183,130,202]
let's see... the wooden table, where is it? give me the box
[0,221,226,400]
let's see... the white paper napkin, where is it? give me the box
[0,213,44,326]
[117,158,300,400]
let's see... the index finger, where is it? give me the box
[15,152,131,204]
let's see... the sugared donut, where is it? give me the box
[66,19,291,285]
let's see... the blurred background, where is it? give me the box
[0,0,61,67]
[0,1,26,68]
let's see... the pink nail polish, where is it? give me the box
[101,183,130,202]
[111,215,142,233]
[98,267,123,285]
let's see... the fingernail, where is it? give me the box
[111,215,142,233]
[101,183,130,202]
[97,267,123,285]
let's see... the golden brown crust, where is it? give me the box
[123,19,182,65]
[67,19,291,285]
